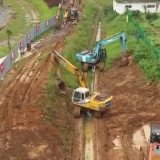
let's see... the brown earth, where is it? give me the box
[43,0,61,8]
[0,27,75,160]
[96,55,160,160]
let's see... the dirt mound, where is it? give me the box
[96,56,160,160]
[43,0,61,8]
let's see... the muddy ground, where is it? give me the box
[96,56,160,160]
[0,26,75,160]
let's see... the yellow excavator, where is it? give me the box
[55,0,79,29]
[52,50,113,118]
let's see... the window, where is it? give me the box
[147,5,155,8]
[125,5,132,8]
[81,93,84,100]
[85,92,90,99]
[73,91,81,102]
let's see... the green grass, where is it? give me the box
[0,0,58,57]
[27,0,58,20]
[0,43,17,58]
[0,0,31,42]
[60,0,99,88]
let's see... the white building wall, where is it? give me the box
[113,0,160,14]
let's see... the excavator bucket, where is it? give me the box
[52,52,66,93]
[57,81,66,91]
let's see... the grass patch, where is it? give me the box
[27,0,58,21]
[0,42,17,58]
[0,0,31,42]
[0,0,58,57]
[60,0,99,88]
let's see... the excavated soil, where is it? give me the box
[43,0,61,8]
[0,27,75,160]
[96,55,160,160]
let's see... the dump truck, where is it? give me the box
[52,50,113,118]
[140,123,160,160]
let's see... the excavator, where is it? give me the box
[52,50,113,118]
[55,0,79,29]
[76,31,127,72]
[140,123,160,160]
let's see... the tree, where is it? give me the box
[156,1,160,13]
[143,5,147,14]
[6,30,12,50]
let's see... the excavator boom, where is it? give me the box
[52,50,87,88]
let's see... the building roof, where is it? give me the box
[116,0,158,3]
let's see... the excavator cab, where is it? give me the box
[69,7,78,20]
[98,47,107,62]
[72,87,90,104]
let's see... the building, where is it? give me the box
[113,0,160,14]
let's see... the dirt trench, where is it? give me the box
[0,26,75,160]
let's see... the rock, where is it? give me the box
[118,56,129,67]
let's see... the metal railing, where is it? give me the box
[126,10,160,58]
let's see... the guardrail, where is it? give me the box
[0,14,61,81]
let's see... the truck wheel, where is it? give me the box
[82,63,88,72]
[94,111,102,118]
[99,62,105,72]
[74,106,81,118]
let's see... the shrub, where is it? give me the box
[133,45,160,81]
[145,12,158,21]
[103,5,118,21]
[131,10,140,18]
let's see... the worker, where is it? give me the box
[86,110,91,119]
[120,31,127,56]
[136,31,140,44]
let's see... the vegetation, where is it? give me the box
[6,29,12,50]
[0,0,30,43]
[60,0,98,88]
[0,0,57,57]
[27,0,58,20]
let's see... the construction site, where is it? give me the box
[0,0,160,160]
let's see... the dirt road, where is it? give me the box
[96,56,160,160]
[0,26,75,160]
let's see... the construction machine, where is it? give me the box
[52,50,113,118]
[55,0,79,29]
[140,123,160,160]
[76,31,127,72]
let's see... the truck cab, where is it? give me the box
[140,124,160,160]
